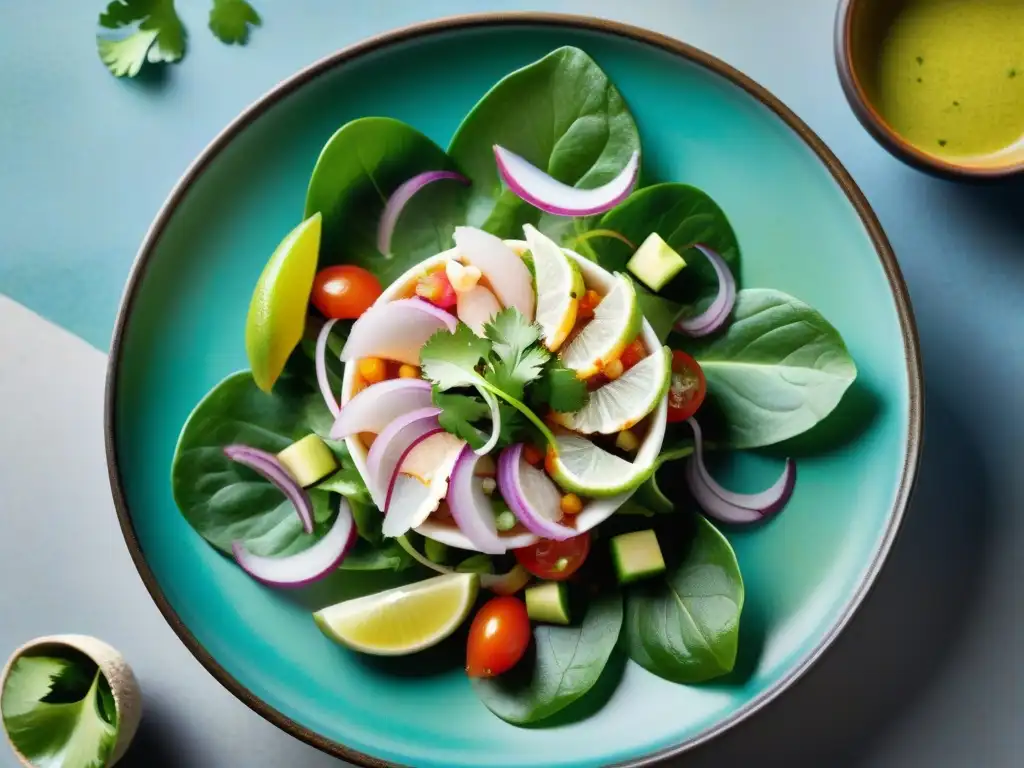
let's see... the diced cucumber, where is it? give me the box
[277,434,337,487]
[525,582,571,625]
[627,233,686,292]
[610,529,666,584]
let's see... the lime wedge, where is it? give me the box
[245,213,322,393]
[313,572,478,655]
[549,432,654,498]
[554,346,671,434]
[559,272,641,378]
[524,224,583,352]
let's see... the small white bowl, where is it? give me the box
[2,635,142,768]
[340,241,667,553]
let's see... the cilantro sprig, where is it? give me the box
[419,309,588,451]
[97,0,261,79]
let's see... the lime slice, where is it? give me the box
[313,572,478,655]
[524,224,584,352]
[245,213,322,392]
[554,346,671,434]
[559,272,641,378]
[549,432,654,498]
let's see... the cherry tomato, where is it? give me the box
[514,533,591,581]
[311,266,382,319]
[666,350,707,423]
[619,338,646,371]
[466,596,531,678]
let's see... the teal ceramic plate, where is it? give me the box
[105,13,922,768]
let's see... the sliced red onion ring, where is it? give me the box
[394,536,528,593]
[378,171,469,255]
[329,378,432,440]
[382,433,465,538]
[231,498,356,587]
[365,407,442,510]
[493,145,639,217]
[675,245,737,337]
[224,444,313,534]
[447,444,507,554]
[684,418,796,526]
[316,319,340,417]
[497,443,579,541]
[340,298,457,366]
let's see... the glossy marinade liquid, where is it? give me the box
[873,0,1024,158]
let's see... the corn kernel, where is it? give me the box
[445,259,482,293]
[481,477,497,495]
[615,429,640,454]
[358,357,387,384]
[398,364,420,379]
[560,493,584,515]
[604,359,624,380]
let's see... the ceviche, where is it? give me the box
[171,46,856,726]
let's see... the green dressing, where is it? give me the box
[872,0,1024,158]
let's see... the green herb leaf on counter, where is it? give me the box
[209,0,261,45]
[97,0,186,78]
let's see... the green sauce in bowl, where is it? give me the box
[869,0,1024,159]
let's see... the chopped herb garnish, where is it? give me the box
[916,56,924,65]
[1010,69,1018,79]
[938,139,948,147]
[953,101,960,107]
[917,77,923,83]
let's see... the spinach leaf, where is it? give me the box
[679,289,857,448]
[472,591,623,724]
[448,47,640,239]
[171,371,409,570]
[593,183,741,306]
[624,516,743,683]
[2,653,117,768]
[304,117,468,287]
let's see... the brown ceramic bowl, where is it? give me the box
[835,0,1024,180]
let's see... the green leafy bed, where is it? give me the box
[2,650,118,768]
[170,47,857,725]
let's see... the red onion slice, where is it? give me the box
[395,536,528,593]
[315,318,340,417]
[340,298,457,366]
[493,145,639,217]
[382,433,465,538]
[231,498,357,587]
[675,245,737,337]
[378,171,469,255]
[365,407,442,510]
[453,227,535,322]
[329,378,432,440]
[447,443,507,554]
[684,418,796,526]
[224,444,314,534]
[497,444,579,541]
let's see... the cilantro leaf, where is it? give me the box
[434,390,491,451]
[533,357,588,413]
[420,323,492,390]
[483,308,549,400]
[97,0,186,78]
[497,402,530,445]
[2,655,117,768]
[209,0,262,45]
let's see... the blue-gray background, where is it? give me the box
[0,1,1020,765]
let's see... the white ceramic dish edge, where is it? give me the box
[339,240,667,553]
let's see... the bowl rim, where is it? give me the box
[834,0,1024,180]
[103,11,924,768]
[337,243,668,553]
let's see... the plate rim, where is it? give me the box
[103,11,924,768]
